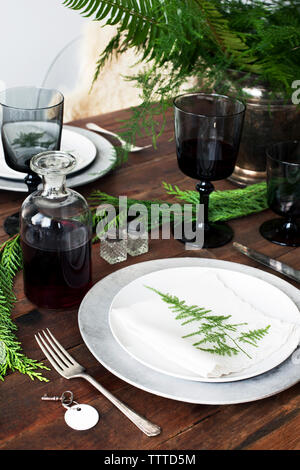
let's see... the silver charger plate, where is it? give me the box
[78,257,300,405]
[0,125,117,192]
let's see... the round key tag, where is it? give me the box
[64,403,99,431]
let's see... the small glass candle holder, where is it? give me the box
[127,218,149,257]
[100,227,127,264]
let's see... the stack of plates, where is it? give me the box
[78,257,300,405]
[0,125,117,191]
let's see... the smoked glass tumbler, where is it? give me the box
[260,141,300,246]
[0,86,64,235]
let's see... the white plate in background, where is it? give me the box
[0,127,97,180]
[0,125,117,191]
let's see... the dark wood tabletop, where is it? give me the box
[0,108,299,451]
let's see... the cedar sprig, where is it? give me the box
[0,235,49,381]
[163,181,268,222]
[89,181,268,243]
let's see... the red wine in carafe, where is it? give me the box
[21,220,92,309]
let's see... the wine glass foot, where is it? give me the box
[175,221,234,249]
[259,218,300,247]
[4,212,20,236]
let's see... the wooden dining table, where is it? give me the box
[0,107,299,451]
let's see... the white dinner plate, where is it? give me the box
[0,127,97,180]
[0,125,117,191]
[78,258,300,405]
[108,267,300,383]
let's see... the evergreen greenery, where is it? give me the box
[146,285,271,359]
[0,235,49,381]
[63,1,300,156]
[12,131,55,149]
[89,181,268,238]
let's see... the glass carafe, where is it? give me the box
[20,151,92,309]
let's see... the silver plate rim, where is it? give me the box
[78,257,300,405]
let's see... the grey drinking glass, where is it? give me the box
[260,141,300,247]
[0,86,64,235]
[174,93,245,248]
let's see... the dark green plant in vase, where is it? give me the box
[63,0,300,184]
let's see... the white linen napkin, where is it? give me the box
[110,272,300,377]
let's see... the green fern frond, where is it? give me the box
[63,0,299,147]
[64,0,165,82]
[198,344,239,356]
[195,0,252,61]
[238,325,271,347]
[147,285,271,359]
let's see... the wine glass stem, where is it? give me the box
[196,181,214,229]
[284,218,298,232]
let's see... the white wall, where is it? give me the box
[0,0,87,89]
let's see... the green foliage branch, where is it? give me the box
[146,285,271,359]
[0,235,49,381]
[89,181,268,238]
[63,1,300,159]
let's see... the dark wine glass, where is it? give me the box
[173,93,245,248]
[0,86,64,235]
[260,141,300,247]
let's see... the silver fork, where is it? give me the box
[86,122,152,153]
[35,329,161,437]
